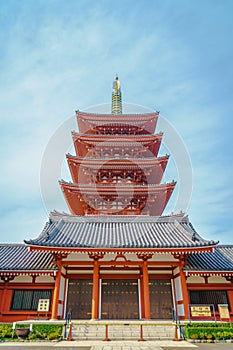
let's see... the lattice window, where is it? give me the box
[11,289,52,311]
[189,290,230,311]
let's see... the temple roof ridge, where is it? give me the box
[48,210,187,223]
[76,110,159,118]
[0,243,25,247]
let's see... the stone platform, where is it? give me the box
[67,320,177,341]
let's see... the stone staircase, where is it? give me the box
[68,321,175,341]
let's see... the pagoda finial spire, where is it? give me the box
[111,74,122,115]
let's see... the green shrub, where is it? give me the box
[33,324,62,334]
[32,324,62,340]
[185,322,233,341]
[33,324,63,340]
[15,324,30,328]
[0,323,63,341]
[223,331,230,340]
[27,333,38,340]
[47,332,61,340]
[206,333,214,341]
[34,331,47,339]
[0,324,12,338]
[190,333,198,340]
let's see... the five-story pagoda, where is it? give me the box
[60,75,175,216]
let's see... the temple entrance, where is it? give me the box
[149,279,173,319]
[67,279,92,319]
[101,279,139,319]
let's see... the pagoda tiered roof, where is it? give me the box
[72,132,163,157]
[66,154,169,184]
[60,181,176,216]
[76,110,159,134]
[25,212,218,253]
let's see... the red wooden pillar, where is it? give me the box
[51,253,67,319]
[89,252,104,320]
[91,260,99,320]
[51,265,62,319]
[137,253,153,320]
[227,289,233,315]
[179,261,189,319]
[140,274,145,319]
[142,260,151,319]
[1,280,8,315]
[0,276,14,316]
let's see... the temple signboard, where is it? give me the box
[218,304,230,320]
[190,305,211,317]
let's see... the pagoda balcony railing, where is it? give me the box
[75,150,160,159]
[92,127,152,136]
[85,207,147,215]
[70,182,175,187]
[72,132,163,141]
[67,154,169,165]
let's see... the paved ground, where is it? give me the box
[1,341,233,349]
[162,345,233,350]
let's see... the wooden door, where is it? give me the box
[101,279,139,319]
[149,279,173,319]
[66,279,92,319]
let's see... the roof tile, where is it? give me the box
[25,212,217,250]
[0,244,56,273]
[185,245,233,271]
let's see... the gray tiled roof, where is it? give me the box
[25,212,217,250]
[0,244,56,274]
[185,245,233,272]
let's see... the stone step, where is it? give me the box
[67,324,175,340]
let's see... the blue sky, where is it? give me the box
[0,0,233,244]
